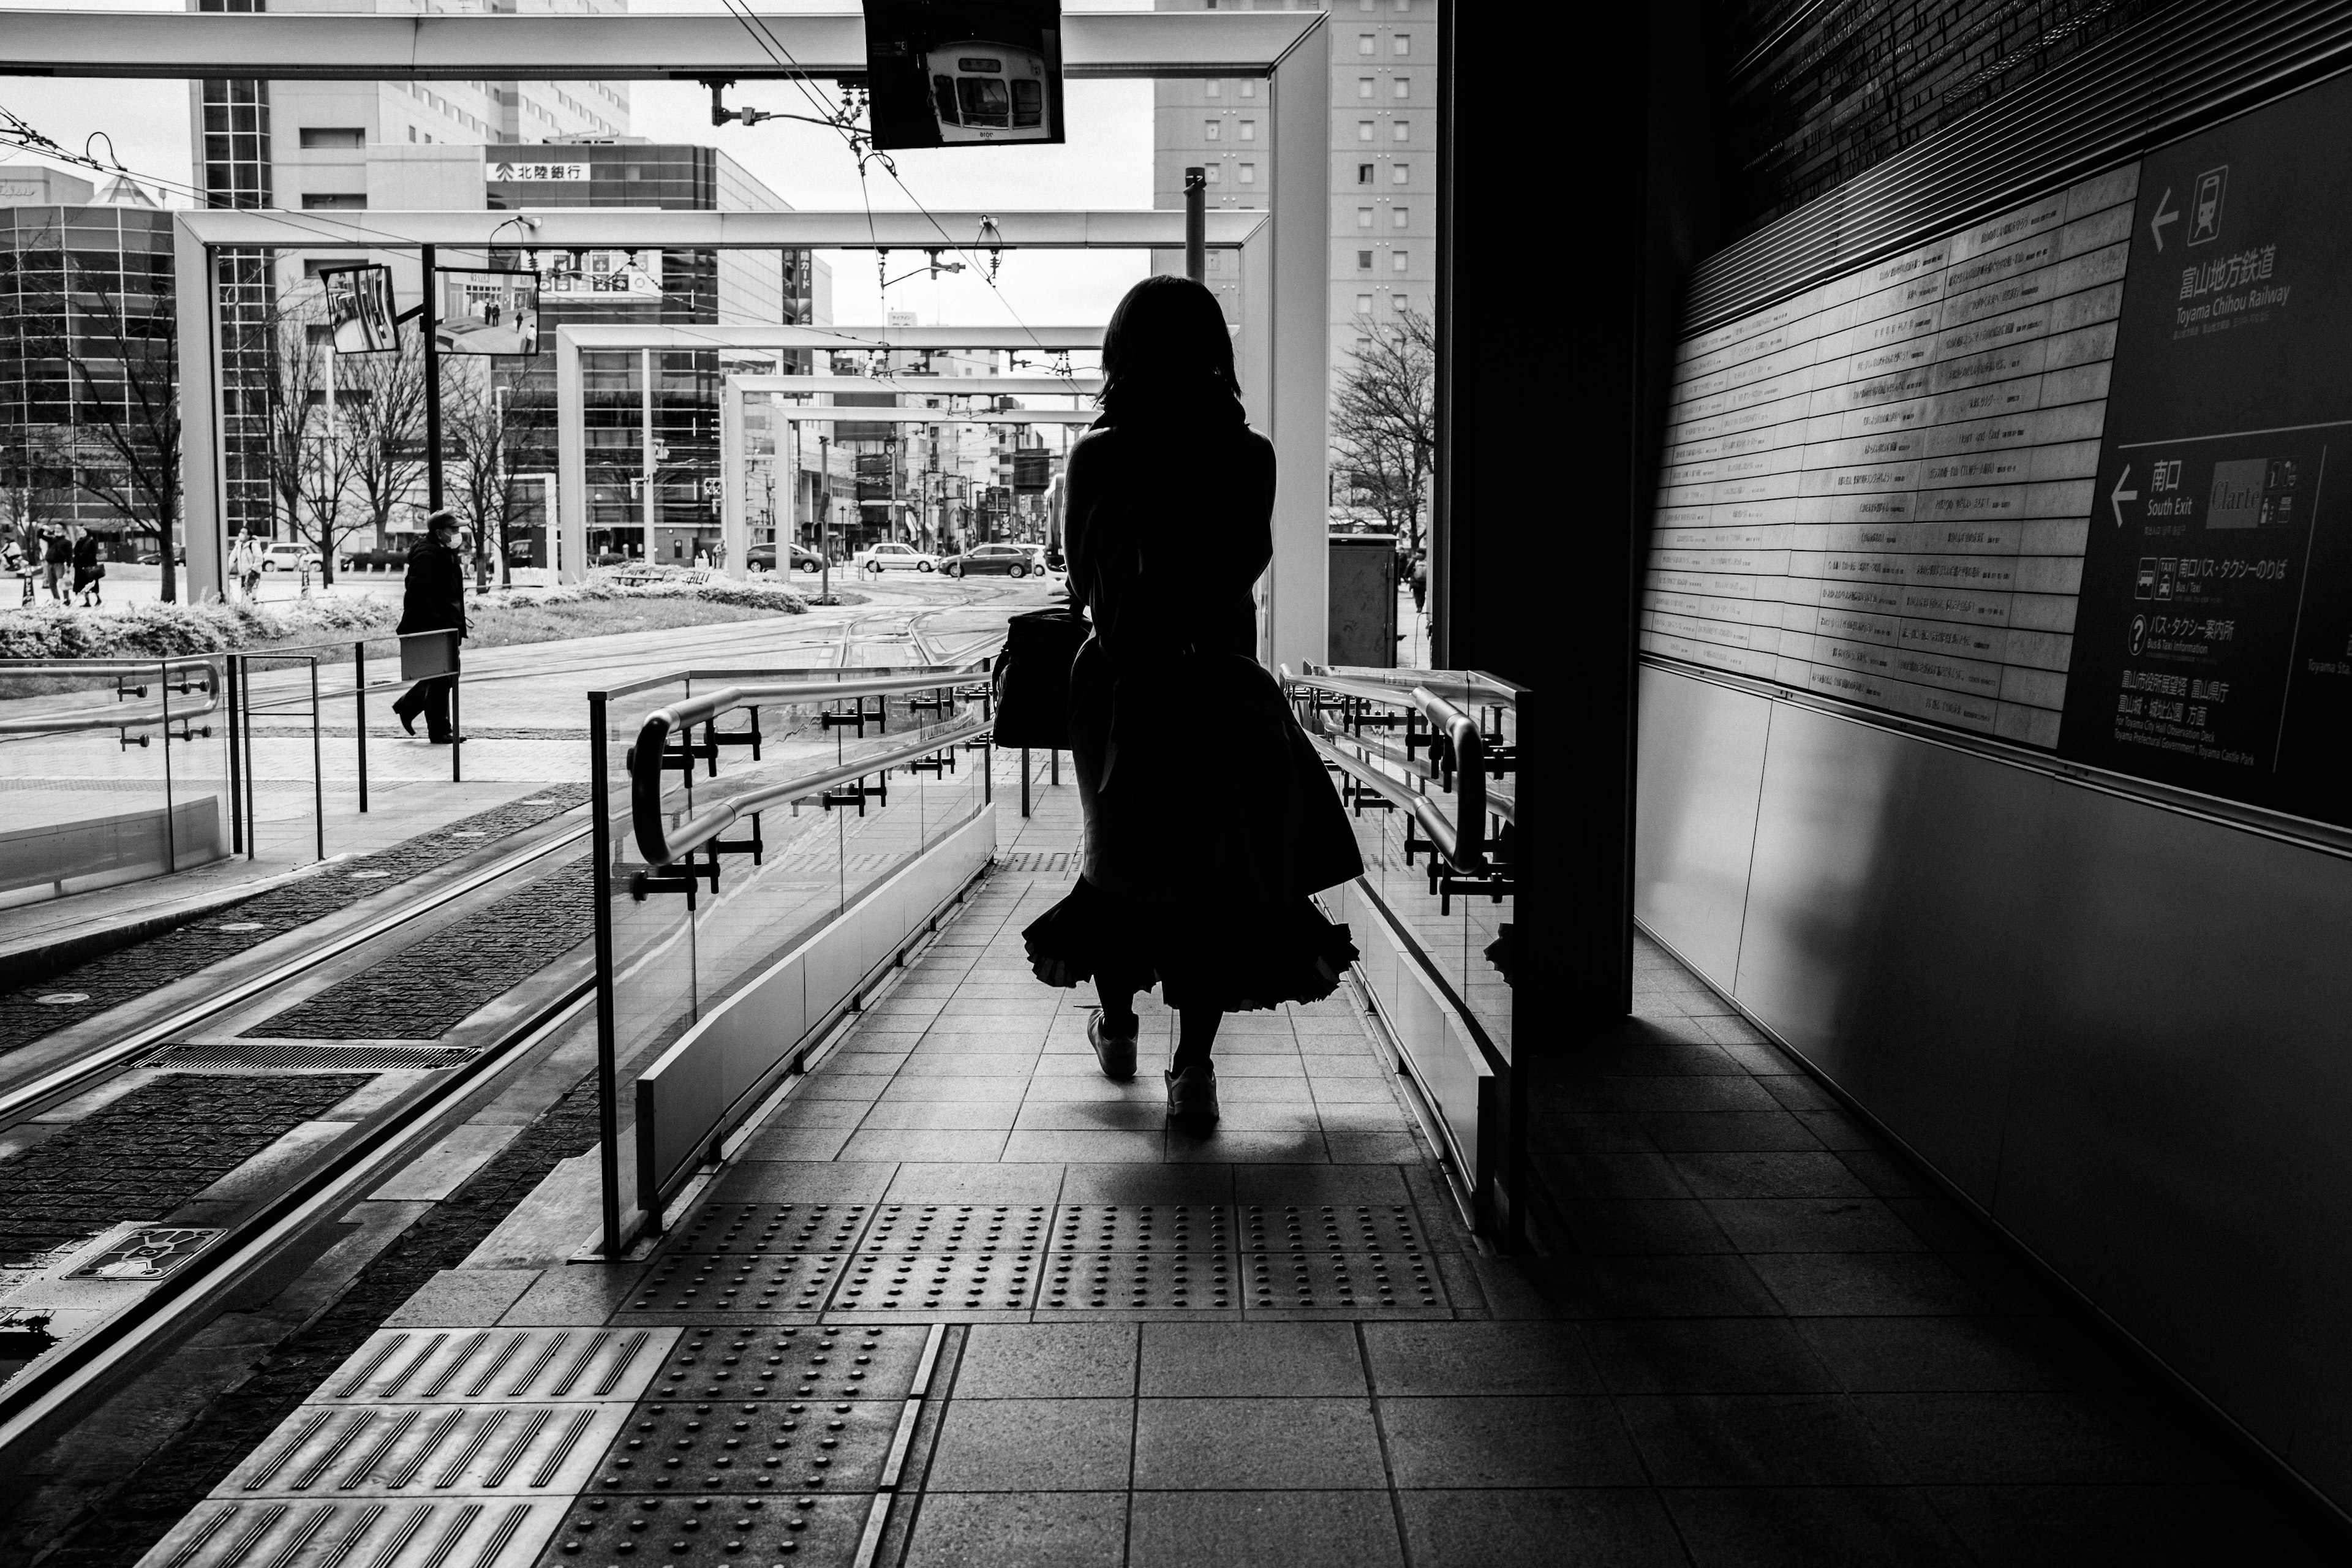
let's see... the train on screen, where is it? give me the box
[927,45,1053,141]
[862,0,1065,150]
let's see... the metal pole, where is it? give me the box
[225,654,244,855]
[1020,746,1030,818]
[589,691,623,1259]
[450,642,462,784]
[421,244,443,513]
[641,347,655,560]
[242,655,258,860]
[159,659,177,873]
[309,657,325,861]
[818,432,831,601]
[1184,167,1207,283]
[353,639,368,813]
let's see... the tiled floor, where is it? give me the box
[135,783,2352,1566]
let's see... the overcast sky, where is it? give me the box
[0,0,1161,327]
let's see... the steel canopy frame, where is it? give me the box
[0,9,1322,81]
[718,374,1102,578]
[165,15,1327,670]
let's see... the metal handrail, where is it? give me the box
[646,667,991,736]
[1283,666,1489,873]
[635,712,991,869]
[1306,662,1528,711]
[0,658,224,736]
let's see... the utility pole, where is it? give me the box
[818,431,832,601]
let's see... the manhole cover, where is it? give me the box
[214,921,265,932]
[34,992,89,1006]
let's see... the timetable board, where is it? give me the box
[1643,167,2140,749]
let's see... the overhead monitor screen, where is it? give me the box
[436,267,540,355]
[863,0,1064,150]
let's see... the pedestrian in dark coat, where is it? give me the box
[391,510,469,744]
[40,529,70,600]
[71,531,103,605]
[1020,276,1362,1127]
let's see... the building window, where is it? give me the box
[1393,121,1410,140]
[1238,164,1256,184]
[1206,79,1221,97]
[407,126,417,142]
[1396,0,1409,9]
[1394,164,1410,184]
[1357,207,1373,228]
[1394,32,1412,53]
[1357,251,1373,270]
[1238,121,1254,140]
[1357,164,1375,184]
[1205,164,1221,183]
[1358,78,1374,99]
[1393,206,1409,228]
[1239,80,1255,98]
[1355,295,1373,314]
[1392,294,1409,312]
[1394,76,1411,98]
[1357,122,1374,141]
[1205,121,1220,140]
[1393,250,1408,271]
[1358,34,1376,54]
[299,127,365,149]
[301,192,367,210]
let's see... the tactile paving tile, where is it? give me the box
[1047,1204,1235,1253]
[655,1203,875,1256]
[1237,1202,1427,1254]
[628,1253,850,1314]
[648,1325,930,1403]
[858,1203,1050,1251]
[827,1251,1041,1313]
[228,1402,628,1498]
[587,1398,899,1494]
[318,1328,673,1404]
[1038,1250,1241,1311]
[136,1497,568,1568]
[1241,1251,1447,1312]
[534,1491,872,1567]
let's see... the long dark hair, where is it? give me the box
[1096,274,1245,426]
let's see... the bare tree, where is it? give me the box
[1330,307,1437,552]
[247,305,369,576]
[0,230,183,598]
[337,336,430,582]
[443,366,552,587]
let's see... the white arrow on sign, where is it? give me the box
[2150,188,2179,252]
[2110,464,2139,528]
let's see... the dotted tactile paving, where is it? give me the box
[1047,1204,1235,1253]
[628,1253,850,1314]
[1038,1250,1241,1311]
[647,1325,927,1403]
[228,1403,627,1498]
[1237,1203,1427,1255]
[654,1204,875,1256]
[828,1251,1041,1313]
[535,1490,872,1567]
[1242,1251,1446,1312]
[858,1204,1050,1252]
[318,1328,673,1404]
[138,1498,567,1568]
[588,1399,899,1494]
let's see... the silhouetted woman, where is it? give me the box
[1023,276,1362,1126]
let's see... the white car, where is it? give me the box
[258,542,323,573]
[855,542,940,574]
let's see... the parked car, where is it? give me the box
[747,541,826,573]
[939,542,1041,579]
[260,542,322,573]
[854,542,939,573]
[135,548,188,567]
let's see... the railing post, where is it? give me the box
[1020,747,1030,818]
[225,654,244,856]
[310,657,325,862]
[590,691,623,1261]
[159,659,177,873]
[450,640,463,784]
[354,639,369,813]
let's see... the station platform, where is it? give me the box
[115,785,2340,1568]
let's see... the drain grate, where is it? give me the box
[860,1204,1050,1252]
[655,1203,875,1256]
[829,1251,1040,1313]
[142,1041,477,1072]
[1237,1204,1427,1254]
[629,1253,849,1315]
[533,1490,872,1567]
[1039,1250,1241,1311]
[646,1325,930,1403]
[1049,1204,1234,1253]
[589,1397,900,1494]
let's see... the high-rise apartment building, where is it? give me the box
[1152,0,1433,394]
